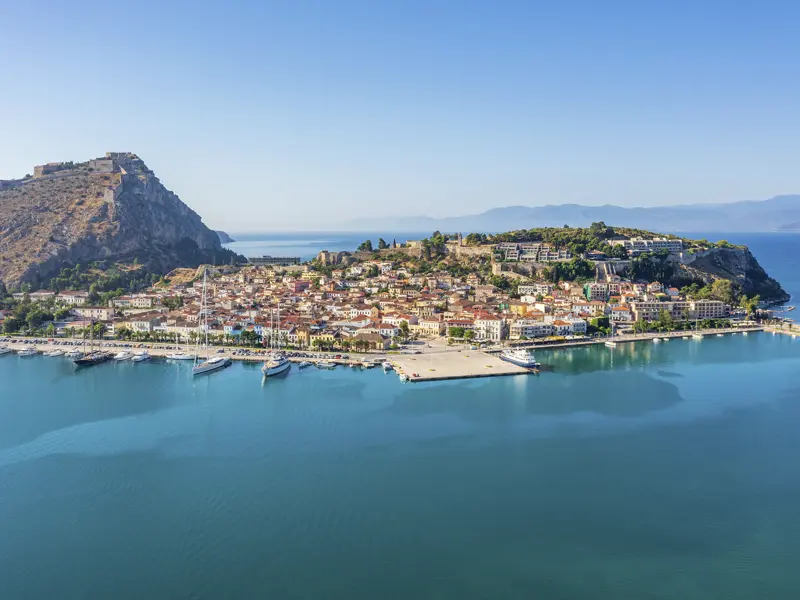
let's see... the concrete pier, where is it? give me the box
[389,349,530,382]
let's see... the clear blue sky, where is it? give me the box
[1,0,798,231]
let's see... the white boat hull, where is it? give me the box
[261,360,291,377]
[132,354,151,362]
[0,347,12,356]
[499,353,539,368]
[168,353,196,361]
[192,357,231,375]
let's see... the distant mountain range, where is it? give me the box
[346,195,800,234]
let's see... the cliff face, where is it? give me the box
[679,246,789,303]
[0,153,238,288]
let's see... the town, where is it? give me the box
[0,226,766,356]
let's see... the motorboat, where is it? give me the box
[43,349,64,357]
[317,360,336,369]
[18,346,38,356]
[66,348,84,358]
[361,360,376,368]
[261,352,291,377]
[132,351,151,362]
[114,350,134,361]
[0,346,12,356]
[652,338,662,343]
[499,347,540,368]
[382,361,393,371]
[399,373,409,382]
[297,361,312,369]
[604,341,617,348]
[692,333,703,340]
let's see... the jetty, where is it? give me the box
[389,350,530,382]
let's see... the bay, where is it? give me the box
[2,231,800,599]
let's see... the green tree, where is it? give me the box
[399,320,410,338]
[357,240,374,252]
[377,238,388,250]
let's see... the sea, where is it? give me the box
[2,232,800,599]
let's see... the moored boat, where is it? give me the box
[132,351,151,362]
[167,352,196,360]
[18,346,38,356]
[499,347,540,368]
[74,351,112,366]
[43,349,64,357]
[114,350,134,361]
[297,361,312,369]
[192,355,231,375]
[604,341,617,348]
[0,346,12,356]
[261,352,291,377]
[317,360,336,369]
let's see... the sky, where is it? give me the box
[1,0,799,231]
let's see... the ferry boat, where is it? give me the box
[74,351,112,366]
[18,346,38,356]
[261,352,291,377]
[43,349,64,357]
[132,351,151,362]
[499,347,540,368]
[0,346,12,356]
[114,350,134,361]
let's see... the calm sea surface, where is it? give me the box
[2,232,799,599]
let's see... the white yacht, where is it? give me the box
[604,341,617,348]
[193,269,231,376]
[261,306,291,378]
[652,337,662,343]
[66,348,84,358]
[317,359,336,369]
[261,352,291,377]
[399,373,410,382]
[167,351,196,361]
[297,361,312,369]
[382,361,393,371]
[132,351,151,362]
[0,346,13,356]
[18,346,38,356]
[43,349,64,357]
[193,355,231,375]
[499,347,540,368]
[361,359,376,368]
[114,350,134,361]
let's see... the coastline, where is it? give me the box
[2,324,784,382]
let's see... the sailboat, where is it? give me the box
[261,304,291,378]
[74,320,112,366]
[192,268,231,375]
[167,333,196,361]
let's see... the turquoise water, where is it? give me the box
[2,333,800,598]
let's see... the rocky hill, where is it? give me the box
[0,153,242,288]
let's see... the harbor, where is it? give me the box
[0,325,781,383]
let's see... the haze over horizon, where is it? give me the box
[2,0,799,230]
